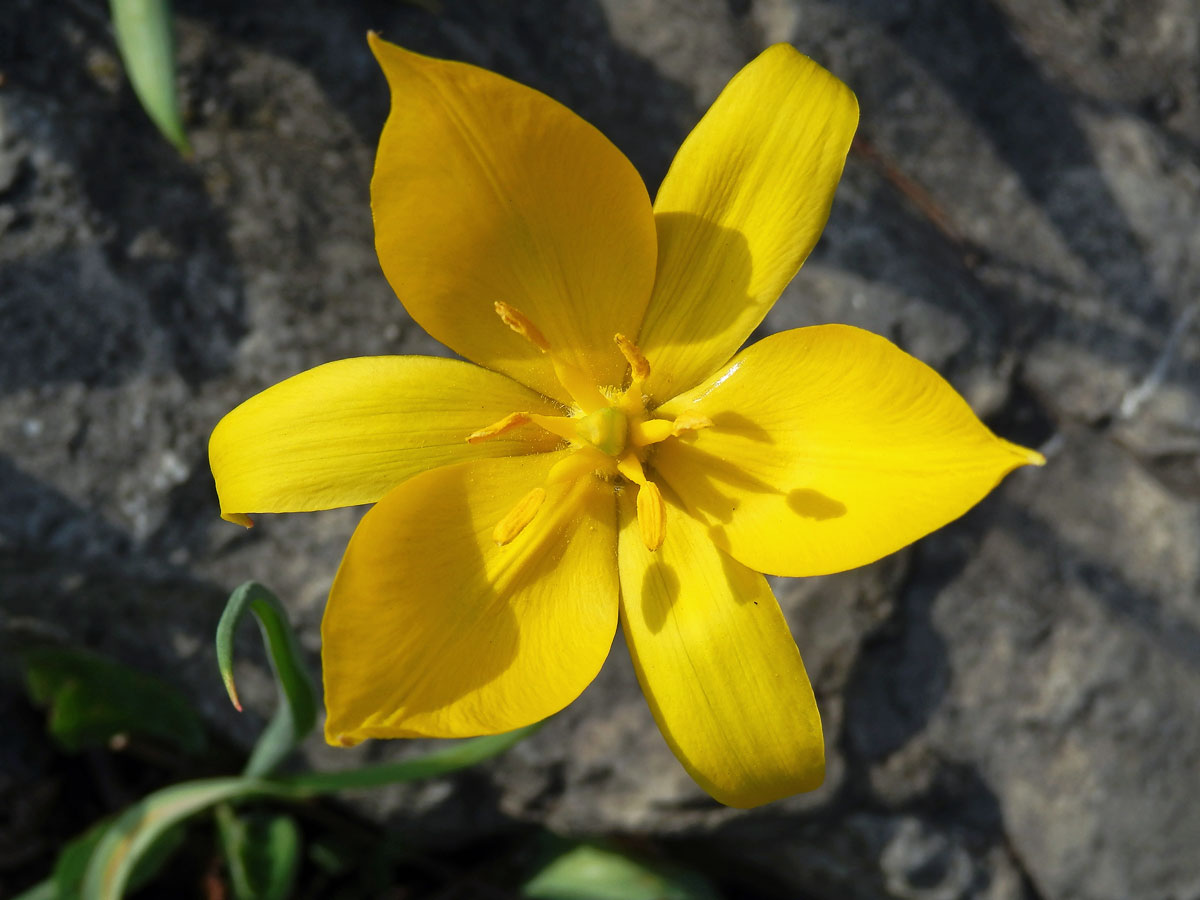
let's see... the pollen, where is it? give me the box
[494,486,547,545]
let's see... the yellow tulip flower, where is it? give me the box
[209,34,1043,808]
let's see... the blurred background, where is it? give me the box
[2,0,1199,897]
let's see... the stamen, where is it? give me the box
[493,487,546,545]
[629,418,674,448]
[547,448,609,483]
[467,411,531,443]
[616,454,666,552]
[494,301,550,352]
[636,480,665,552]
[628,412,713,448]
[527,414,579,442]
[493,301,608,413]
[614,333,650,383]
[551,362,609,414]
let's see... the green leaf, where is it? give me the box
[21,647,206,755]
[41,816,185,900]
[522,844,721,900]
[75,726,538,898]
[216,581,318,777]
[216,806,302,900]
[9,879,55,900]
[81,778,296,900]
[108,0,189,153]
[276,723,542,793]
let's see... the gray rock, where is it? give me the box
[2,1,1198,898]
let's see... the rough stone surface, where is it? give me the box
[3,1,1199,898]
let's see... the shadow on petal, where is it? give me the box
[787,488,847,521]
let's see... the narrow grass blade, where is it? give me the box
[216,581,318,777]
[277,723,542,793]
[109,0,189,153]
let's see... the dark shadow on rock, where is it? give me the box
[842,538,956,764]
[3,0,248,391]
[0,250,159,391]
[1005,501,1200,674]
[698,758,1037,900]
[173,0,695,194]
[0,453,132,562]
[813,0,1178,362]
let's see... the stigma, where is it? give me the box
[469,304,711,551]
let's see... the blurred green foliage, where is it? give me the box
[22,646,206,755]
[109,0,190,153]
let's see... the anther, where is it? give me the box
[616,454,666,552]
[671,411,712,435]
[493,301,608,413]
[493,487,546,545]
[636,480,665,552]
[494,301,550,352]
[614,333,650,384]
[467,411,531,443]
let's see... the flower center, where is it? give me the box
[576,406,628,457]
[467,302,711,552]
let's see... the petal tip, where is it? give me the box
[222,511,254,528]
[325,724,363,748]
[366,29,388,55]
[1005,440,1046,468]
[706,762,825,809]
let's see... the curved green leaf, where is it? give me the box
[216,581,317,777]
[81,778,295,900]
[109,0,189,153]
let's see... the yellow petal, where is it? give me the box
[209,356,564,522]
[323,452,618,742]
[655,326,1044,577]
[617,488,823,808]
[639,44,859,401]
[368,34,657,400]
